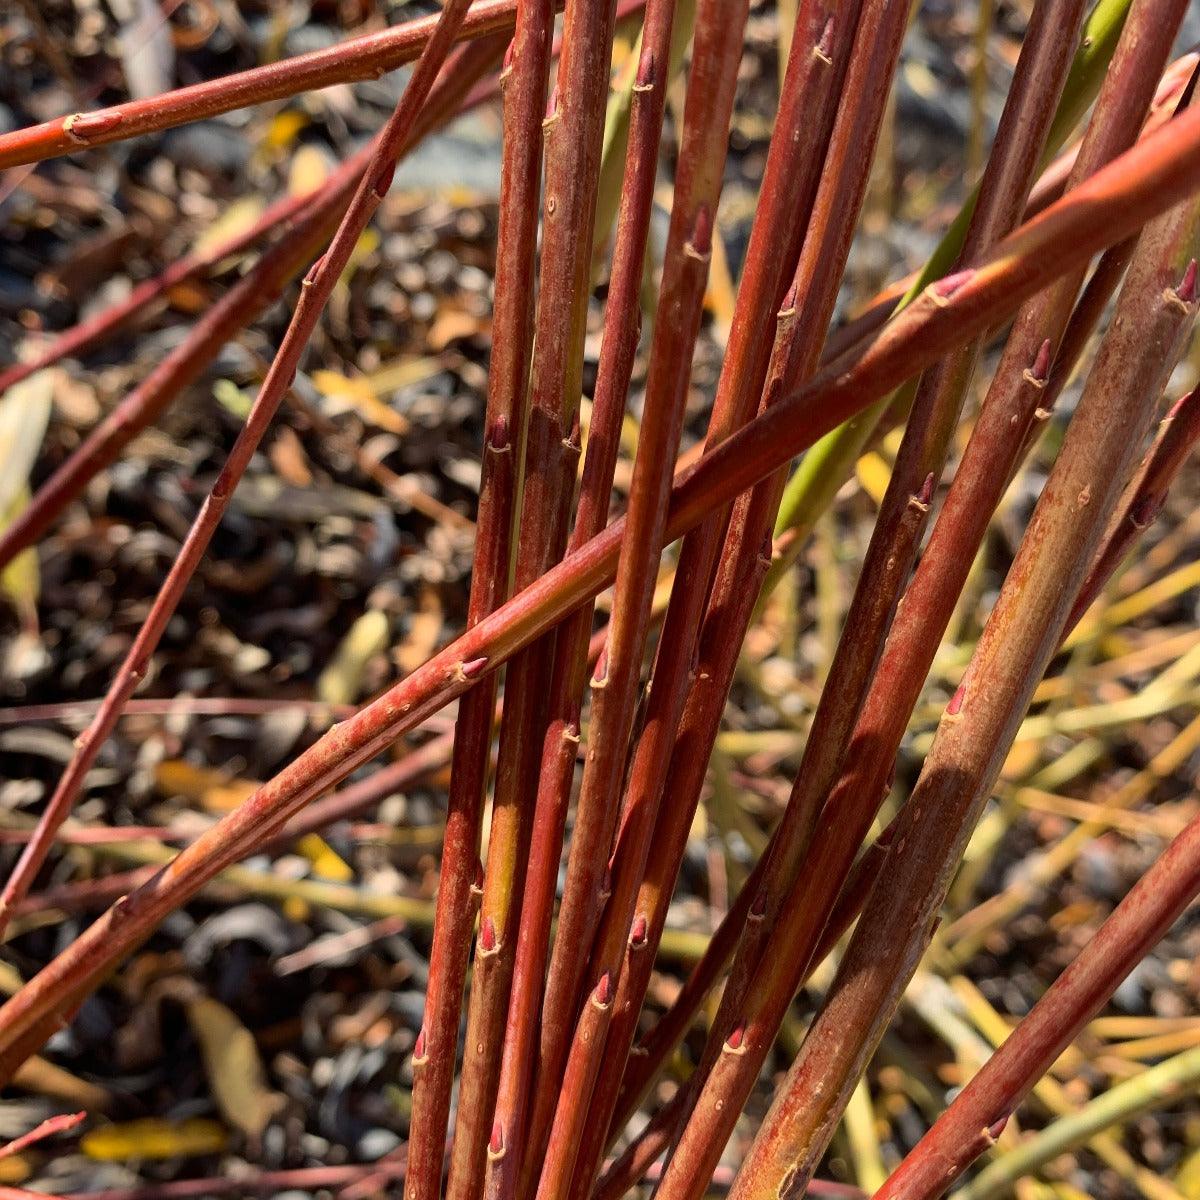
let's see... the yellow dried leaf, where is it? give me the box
[213,378,253,419]
[317,610,390,706]
[348,228,379,271]
[263,109,309,151]
[268,426,313,488]
[310,370,409,434]
[396,585,444,676]
[1,485,39,617]
[0,371,53,515]
[186,998,284,1138]
[11,1056,112,1112]
[288,144,331,198]
[295,833,353,882]
[190,197,266,260]
[702,222,736,337]
[0,372,53,617]
[0,1154,30,1183]
[154,760,258,813]
[81,1117,228,1161]
[855,452,892,507]
[366,356,442,395]
[427,306,486,351]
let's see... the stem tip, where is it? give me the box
[1030,337,1052,383]
[931,269,975,303]
[1178,259,1199,303]
[480,915,497,952]
[594,971,613,1005]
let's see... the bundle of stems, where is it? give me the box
[7,1,1200,1198]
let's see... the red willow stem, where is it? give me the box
[0,26,520,403]
[0,33,508,577]
[587,122,1149,1177]
[0,37,501,937]
[595,834,894,1200]
[450,0,620,1188]
[570,0,860,1172]
[728,187,1200,1200]
[635,3,914,1193]
[1069,386,1200,625]
[590,399,1200,1195]
[607,382,1200,1188]
[614,0,1189,1152]
[669,0,1084,1139]
[407,1,553,1195]
[0,1160,408,1200]
[0,187,319,399]
[872,789,1200,1200]
[0,151,365,575]
[485,0,678,1194]
[3,109,1200,1081]
[530,0,751,1186]
[588,372,1200,1200]
[756,0,1186,1071]
[0,0,557,171]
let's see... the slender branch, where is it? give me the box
[449,0,621,1187]
[670,0,1084,1160]
[529,0,749,1185]
[955,1040,1200,1200]
[485,0,682,1192]
[1070,386,1200,625]
[624,0,1190,1154]
[728,169,1200,1200]
[406,1,553,1194]
[763,0,1136,595]
[594,828,892,1200]
[2,108,1200,1081]
[877,797,1200,1200]
[0,0,557,170]
[569,0,862,1172]
[0,36,500,937]
[641,4,916,1194]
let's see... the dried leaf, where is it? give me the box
[113,0,175,99]
[155,760,258,813]
[190,197,266,260]
[263,109,309,152]
[81,1117,228,1160]
[1,485,40,617]
[0,371,54,515]
[213,378,254,420]
[855,451,892,507]
[289,145,332,198]
[185,997,284,1138]
[269,426,314,487]
[294,833,354,882]
[317,610,391,706]
[366,356,443,394]
[0,372,53,617]
[427,305,487,351]
[311,370,410,434]
[396,585,444,675]
[11,1056,112,1112]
